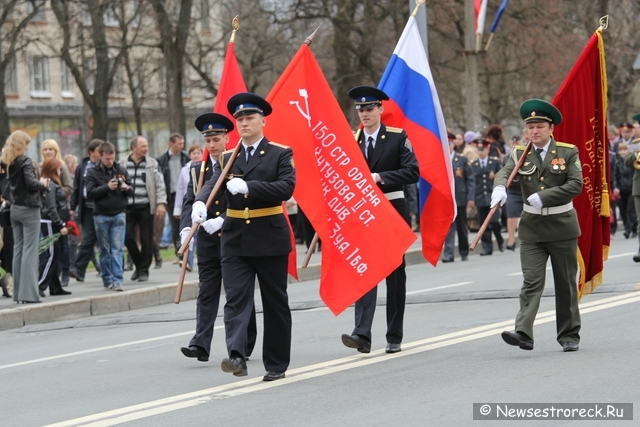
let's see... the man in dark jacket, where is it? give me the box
[69,139,102,282]
[156,133,189,256]
[86,141,132,291]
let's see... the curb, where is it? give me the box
[0,248,431,332]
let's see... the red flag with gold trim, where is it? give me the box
[265,42,416,314]
[551,29,610,298]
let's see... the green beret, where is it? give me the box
[520,99,562,125]
[632,113,640,122]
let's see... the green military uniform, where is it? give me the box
[624,111,640,262]
[494,99,582,351]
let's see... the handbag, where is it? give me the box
[0,201,11,228]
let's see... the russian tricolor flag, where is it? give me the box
[378,15,455,266]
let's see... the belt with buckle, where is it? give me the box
[522,202,573,216]
[226,206,283,219]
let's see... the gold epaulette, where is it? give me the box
[630,138,640,145]
[515,145,527,150]
[268,141,290,149]
[386,126,403,133]
[556,142,576,148]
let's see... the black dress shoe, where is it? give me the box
[385,343,401,353]
[501,330,533,350]
[131,270,140,281]
[221,356,248,376]
[138,274,149,282]
[39,289,46,298]
[634,254,640,263]
[154,259,163,269]
[461,255,468,261]
[506,243,516,251]
[341,334,371,353]
[441,258,454,263]
[180,346,209,362]
[562,341,579,352]
[480,252,493,256]
[263,371,286,381]
[623,231,630,239]
[50,289,72,296]
[498,243,505,252]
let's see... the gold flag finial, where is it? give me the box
[411,0,425,18]
[598,15,609,31]
[304,27,320,46]
[230,15,240,44]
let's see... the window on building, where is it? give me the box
[30,56,50,95]
[200,0,210,30]
[4,57,17,94]
[26,0,46,21]
[84,58,94,95]
[61,59,74,96]
[110,60,123,95]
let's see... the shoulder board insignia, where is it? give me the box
[556,142,575,148]
[515,145,527,150]
[385,126,403,133]
[268,141,291,149]
[222,149,234,154]
[630,138,640,145]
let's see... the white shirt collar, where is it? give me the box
[536,139,552,160]
[242,137,264,156]
[364,126,381,147]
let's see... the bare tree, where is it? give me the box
[50,0,125,140]
[0,0,44,145]
[148,0,193,136]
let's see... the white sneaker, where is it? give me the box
[111,283,123,292]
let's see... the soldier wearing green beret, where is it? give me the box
[624,112,640,262]
[491,99,582,352]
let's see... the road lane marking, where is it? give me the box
[406,281,473,295]
[42,291,640,427]
[0,327,220,371]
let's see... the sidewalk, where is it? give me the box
[0,232,485,331]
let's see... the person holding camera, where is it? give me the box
[86,141,133,291]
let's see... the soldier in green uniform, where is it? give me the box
[624,112,640,262]
[491,99,583,352]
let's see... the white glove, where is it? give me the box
[202,217,224,235]
[226,178,249,195]
[527,193,543,209]
[191,201,207,224]
[490,185,507,208]
[371,173,379,183]
[180,227,193,251]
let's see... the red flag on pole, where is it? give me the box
[213,17,297,278]
[265,41,416,315]
[213,19,247,150]
[551,28,610,298]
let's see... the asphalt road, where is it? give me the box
[1,232,638,426]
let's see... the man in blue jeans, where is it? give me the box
[69,139,102,282]
[85,141,132,291]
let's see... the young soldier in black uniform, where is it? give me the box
[470,141,504,255]
[192,93,295,381]
[341,86,419,354]
[179,113,257,363]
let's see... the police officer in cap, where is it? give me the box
[192,93,295,381]
[341,85,419,354]
[624,112,640,262]
[492,99,582,352]
[179,112,257,363]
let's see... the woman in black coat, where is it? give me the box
[38,158,71,297]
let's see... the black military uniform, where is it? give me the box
[442,151,475,262]
[625,112,640,262]
[341,86,419,355]
[195,93,295,381]
[179,113,257,363]
[470,142,504,255]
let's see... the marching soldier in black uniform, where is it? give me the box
[179,113,257,363]
[192,93,295,381]
[471,141,504,255]
[341,86,419,354]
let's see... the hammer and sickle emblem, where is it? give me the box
[289,88,312,127]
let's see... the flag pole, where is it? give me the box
[483,32,494,51]
[598,15,608,31]
[411,0,425,17]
